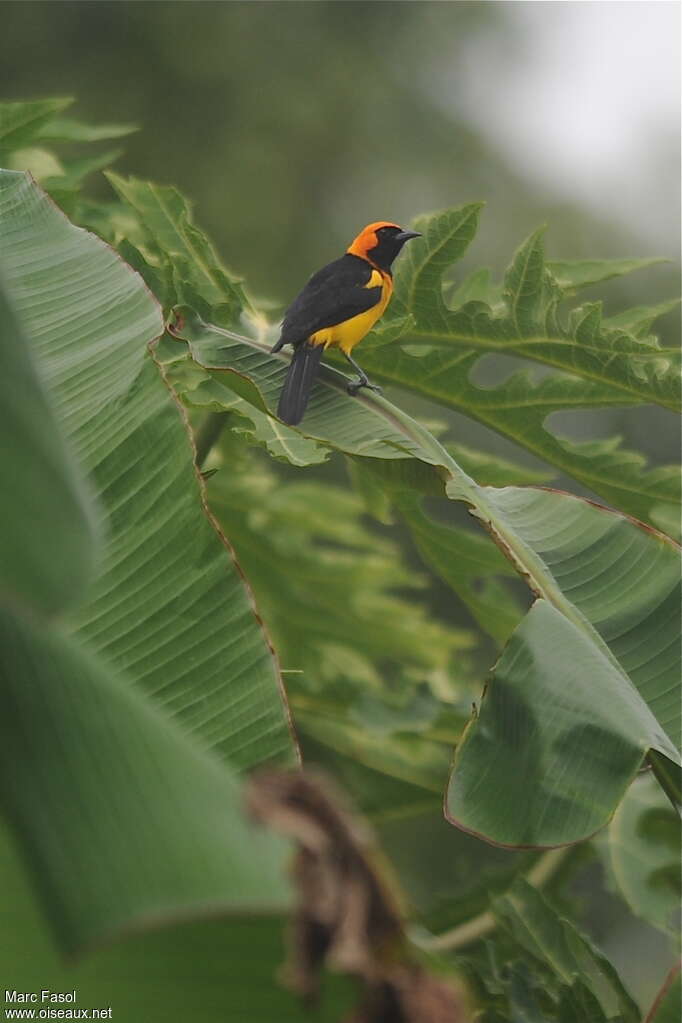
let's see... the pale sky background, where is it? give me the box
[446,0,680,253]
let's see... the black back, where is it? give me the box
[274,253,382,348]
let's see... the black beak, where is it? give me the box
[395,230,421,243]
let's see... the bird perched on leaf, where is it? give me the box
[271,222,421,425]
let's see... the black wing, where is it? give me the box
[273,253,382,350]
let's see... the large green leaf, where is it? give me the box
[444,485,680,846]
[0,821,350,1022]
[0,170,296,952]
[447,598,677,847]
[343,206,680,524]
[0,279,97,616]
[1,171,294,766]
[0,604,291,952]
[166,310,681,846]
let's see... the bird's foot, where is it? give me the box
[347,378,382,397]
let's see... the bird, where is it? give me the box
[270,221,421,426]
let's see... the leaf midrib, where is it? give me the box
[396,329,679,409]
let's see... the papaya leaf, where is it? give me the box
[603,297,680,338]
[216,394,330,467]
[0,98,137,152]
[0,97,73,152]
[546,257,667,293]
[353,339,680,525]
[0,170,296,953]
[105,171,249,327]
[165,308,444,464]
[384,209,680,408]
[36,116,139,143]
[492,879,640,1023]
[167,310,681,846]
[345,205,681,524]
[42,148,126,194]
[458,948,608,1022]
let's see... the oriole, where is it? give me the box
[271,222,420,425]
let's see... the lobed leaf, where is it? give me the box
[348,205,681,523]
[546,257,667,292]
[604,298,680,338]
[36,116,139,143]
[383,207,680,409]
[106,171,249,326]
[492,879,640,1022]
[0,97,73,151]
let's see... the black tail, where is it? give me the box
[276,342,324,426]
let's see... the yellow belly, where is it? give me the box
[309,269,391,355]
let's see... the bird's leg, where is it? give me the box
[343,352,382,397]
